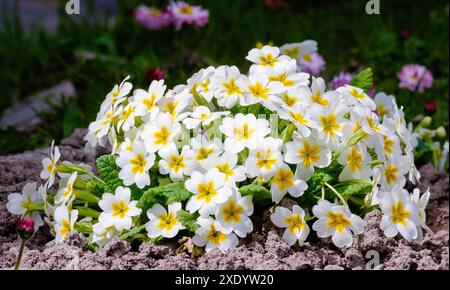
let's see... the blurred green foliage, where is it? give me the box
[0,0,448,154]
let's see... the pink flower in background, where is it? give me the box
[167,1,209,30]
[397,64,433,93]
[16,218,35,240]
[299,52,325,76]
[134,5,171,30]
[329,72,353,89]
[145,67,166,84]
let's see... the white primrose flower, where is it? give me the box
[270,205,310,246]
[118,127,142,154]
[337,145,372,181]
[245,137,284,178]
[280,40,318,61]
[53,205,78,243]
[374,92,395,118]
[98,186,142,231]
[40,140,60,187]
[379,185,420,242]
[192,216,239,253]
[312,200,364,248]
[246,45,289,73]
[378,155,410,190]
[215,188,253,238]
[270,164,307,203]
[190,135,223,166]
[116,141,155,188]
[179,66,215,102]
[133,79,166,114]
[284,136,331,181]
[210,65,246,108]
[6,182,44,231]
[158,88,191,122]
[182,106,229,129]
[88,105,123,139]
[92,222,119,247]
[278,102,317,137]
[158,144,196,181]
[310,99,347,144]
[305,77,339,107]
[185,168,232,216]
[146,202,185,239]
[267,58,310,89]
[411,187,430,240]
[241,74,285,110]
[100,75,132,113]
[202,151,246,185]
[117,102,145,132]
[275,86,309,108]
[54,172,77,205]
[141,111,181,153]
[220,113,270,153]
[337,84,376,111]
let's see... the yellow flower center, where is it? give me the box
[168,155,186,173]
[59,219,72,238]
[221,200,245,223]
[164,100,179,115]
[377,104,389,117]
[157,211,178,231]
[234,123,255,141]
[289,111,309,125]
[63,184,73,197]
[206,224,227,245]
[153,125,171,145]
[366,117,380,132]
[269,73,294,87]
[349,88,366,100]
[200,79,210,93]
[302,53,312,63]
[129,153,147,174]
[196,147,214,161]
[216,163,234,180]
[179,5,193,14]
[259,53,278,67]
[272,167,294,191]
[346,147,363,173]
[320,114,341,138]
[310,91,329,106]
[121,106,135,121]
[383,135,394,155]
[391,200,411,225]
[326,211,351,233]
[143,93,157,110]
[282,47,300,59]
[285,214,305,233]
[298,141,320,167]
[248,82,270,100]
[196,181,218,203]
[256,150,278,170]
[282,94,298,107]
[111,200,130,218]
[384,163,399,185]
[223,78,243,96]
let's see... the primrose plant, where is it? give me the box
[7,40,430,254]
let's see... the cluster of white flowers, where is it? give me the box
[6,40,430,252]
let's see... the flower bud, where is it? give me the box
[424,101,437,116]
[145,67,165,84]
[16,218,35,240]
[419,116,432,128]
[436,126,447,139]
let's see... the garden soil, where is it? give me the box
[0,129,448,270]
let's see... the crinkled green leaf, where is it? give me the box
[239,184,270,205]
[177,210,200,232]
[334,180,372,198]
[96,154,123,191]
[349,68,373,93]
[119,224,146,240]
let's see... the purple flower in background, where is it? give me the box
[397,64,433,93]
[134,5,171,30]
[329,72,353,89]
[299,52,325,76]
[145,67,166,84]
[167,1,209,30]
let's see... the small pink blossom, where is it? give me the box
[134,5,171,30]
[299,52,325,76]
[329,72,353,89]
[167,1,209,30]
[16,218,35,240]
[397,64,433,93]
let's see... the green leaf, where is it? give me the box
[119,224,146,240]
[96,155,123,191]
[74,221,93,234]
[349,68,373,93]
[177,210,200,232]
[75,206,101,218]
[334,180,372,198]
[239,184,270,205]
[136,182,191,221]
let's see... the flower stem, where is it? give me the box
[14,238,26,270]
[324,182,348,208]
